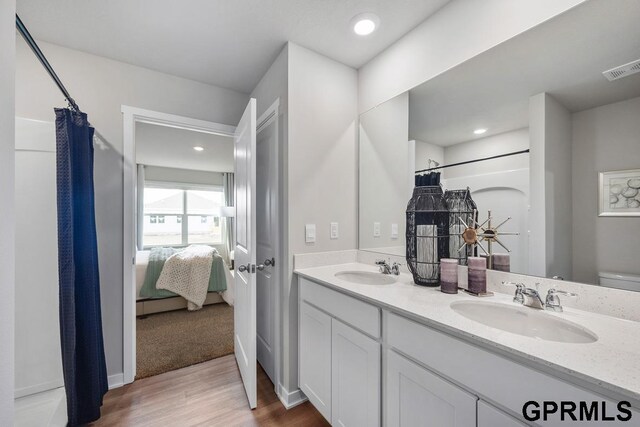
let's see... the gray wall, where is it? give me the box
[572,96,640,284]
[15,38,249,379]
[0,0,15,423]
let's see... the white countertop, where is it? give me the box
[295,262,640,404]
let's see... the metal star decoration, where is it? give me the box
[457,210,519,268]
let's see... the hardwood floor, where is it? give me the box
[91,355,329,427]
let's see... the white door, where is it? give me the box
[331,319,381,427]
[299,302,332,422]
[386,350,477,427]
[234,98,258,408]
[256,109,278,384]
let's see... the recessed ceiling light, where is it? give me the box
[473,128,487,135]
[193,146,204,151]
[351,13,380,36]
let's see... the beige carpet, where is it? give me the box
[136,303,234,379]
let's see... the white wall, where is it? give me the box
[415,140,444,171]
[358,0,587,113]
[443,128,529,179]
[0,0,15,423]
[15,39,249,379]
[144,166,224,186]
[572,96,640,284]
[359,93,409,250]
[529,93,572,280]
[287,43,358,392]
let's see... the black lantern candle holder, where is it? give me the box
[405,185,449,286]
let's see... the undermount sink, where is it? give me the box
[450,301,598,344]
[334,271,396,285]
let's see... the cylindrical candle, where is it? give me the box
[468,256,487,295]
[468,256,487,270]
[439,259,458,294]
[492,253,510,272]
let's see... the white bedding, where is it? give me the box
[135,250,235,306]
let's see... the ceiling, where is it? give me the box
[17,0,450,94]
[408,0,640,146]
[135,122,233,172]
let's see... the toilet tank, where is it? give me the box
[598,272,640,291]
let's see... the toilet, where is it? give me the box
[598,272,640,291]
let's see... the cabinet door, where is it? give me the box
[478,400,526,427]
[386,350,477,427]
[299,302,332,422]
[331,319,381,427]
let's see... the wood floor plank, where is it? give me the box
[90,355,329,427]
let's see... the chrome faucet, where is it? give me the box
[376,260,401,275]
[503,281,525,304]
[521,286,545,310]
[503,281,577,311]
[545,288,577,312]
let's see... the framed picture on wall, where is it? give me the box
[599,169,640,217]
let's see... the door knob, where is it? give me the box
[238,264,249,273]
[257,258,275,271]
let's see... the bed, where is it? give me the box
[135,247,234,316]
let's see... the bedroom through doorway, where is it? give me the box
[127,108,238,380]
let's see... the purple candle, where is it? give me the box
[440,259,458,294]
[468,256,487,295]
[492,253,510,272]
[468,256,487,270]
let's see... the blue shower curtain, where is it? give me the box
[55,108,108,426]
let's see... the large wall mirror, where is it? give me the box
[358,0,640,290]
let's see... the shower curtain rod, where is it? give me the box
[415,149,530,174]
[16,14,81,112]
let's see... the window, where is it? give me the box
[142,184,224,247]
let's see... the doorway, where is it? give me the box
[121,104,280,407]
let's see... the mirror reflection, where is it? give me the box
[358,0,640,289]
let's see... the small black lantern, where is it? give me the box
[444,188,478,266]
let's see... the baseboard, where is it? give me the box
[108,373,124,390]
[276,383,307,409]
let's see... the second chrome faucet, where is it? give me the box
[503,281,577,312]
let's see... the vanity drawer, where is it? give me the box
[387,312,638,425]
[299,277,381,339]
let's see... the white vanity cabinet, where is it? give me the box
[477,400,527,427]
[331,319,381,427]
[299,301,333,421]
[299,278,381,426]
[298,276,639,426]
[386,349,476,427]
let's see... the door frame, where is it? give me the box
[121,105,236,384]
[255,99,281,393]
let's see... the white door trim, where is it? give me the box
[121,105,235,384]
[256,99,281,395]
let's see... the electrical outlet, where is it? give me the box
[330,222,339,239]
[373,222,381,238]
[305,224,316,243]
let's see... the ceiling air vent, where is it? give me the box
[602,59,640,82]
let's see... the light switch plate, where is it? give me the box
[330,222,339,239]
[305,224,316,243]
[391,223,399,239]
[373,222,381,238]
